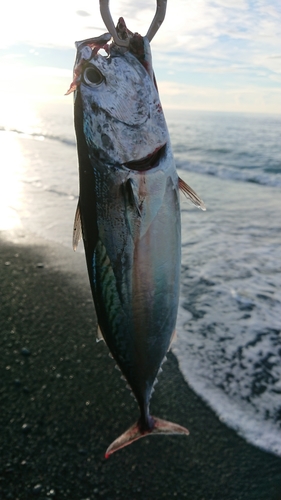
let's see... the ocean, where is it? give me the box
[1,100,280,457]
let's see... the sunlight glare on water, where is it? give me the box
[0,95,41,135]
[0,97,45,231]
[0,132,24,231]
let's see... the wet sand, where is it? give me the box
[1,229,281,500]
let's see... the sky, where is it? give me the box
[0,0,281,114]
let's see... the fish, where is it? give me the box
[67,18,205,458]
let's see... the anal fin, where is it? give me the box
[73,200,82,251]
[96,324,105,343]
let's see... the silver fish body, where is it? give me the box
[71,30,203,456]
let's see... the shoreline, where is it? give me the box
[1,229,281,500]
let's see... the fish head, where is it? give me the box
[73,35,169,166]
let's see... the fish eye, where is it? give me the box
[83,66,104,86]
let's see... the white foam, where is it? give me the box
[173,327,281,456]
[173,170,281,456]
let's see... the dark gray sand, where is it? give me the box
[1,231,281,500]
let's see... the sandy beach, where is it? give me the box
[1,229,281,500]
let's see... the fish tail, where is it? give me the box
[105,417,189,458]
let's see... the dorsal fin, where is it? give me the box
[178,177,206,211]
[73,200,82,251]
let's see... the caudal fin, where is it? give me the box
[105,417,189,458]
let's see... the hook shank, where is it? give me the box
[146,0,167,42]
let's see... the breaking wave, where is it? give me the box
[0,125,76,148]
[176,158,281,188]
[1,120,281,188]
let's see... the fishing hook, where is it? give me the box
[99,0,167,47]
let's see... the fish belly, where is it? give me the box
[90,160,181,408]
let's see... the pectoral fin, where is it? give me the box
[178,177,206,211]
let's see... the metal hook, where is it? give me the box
[146,0,167,42]
[99,0,167,47]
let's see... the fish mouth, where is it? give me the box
[123,144,166,171]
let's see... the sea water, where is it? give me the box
[1,100,280,457]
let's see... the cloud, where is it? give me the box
[0,60,72,101]
[214,0,248,8]
[0,0,280,113]
[0,1,105,49]
[158,80,281,114]
[76,10,91,17]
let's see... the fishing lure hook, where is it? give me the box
[99,0,167,47]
